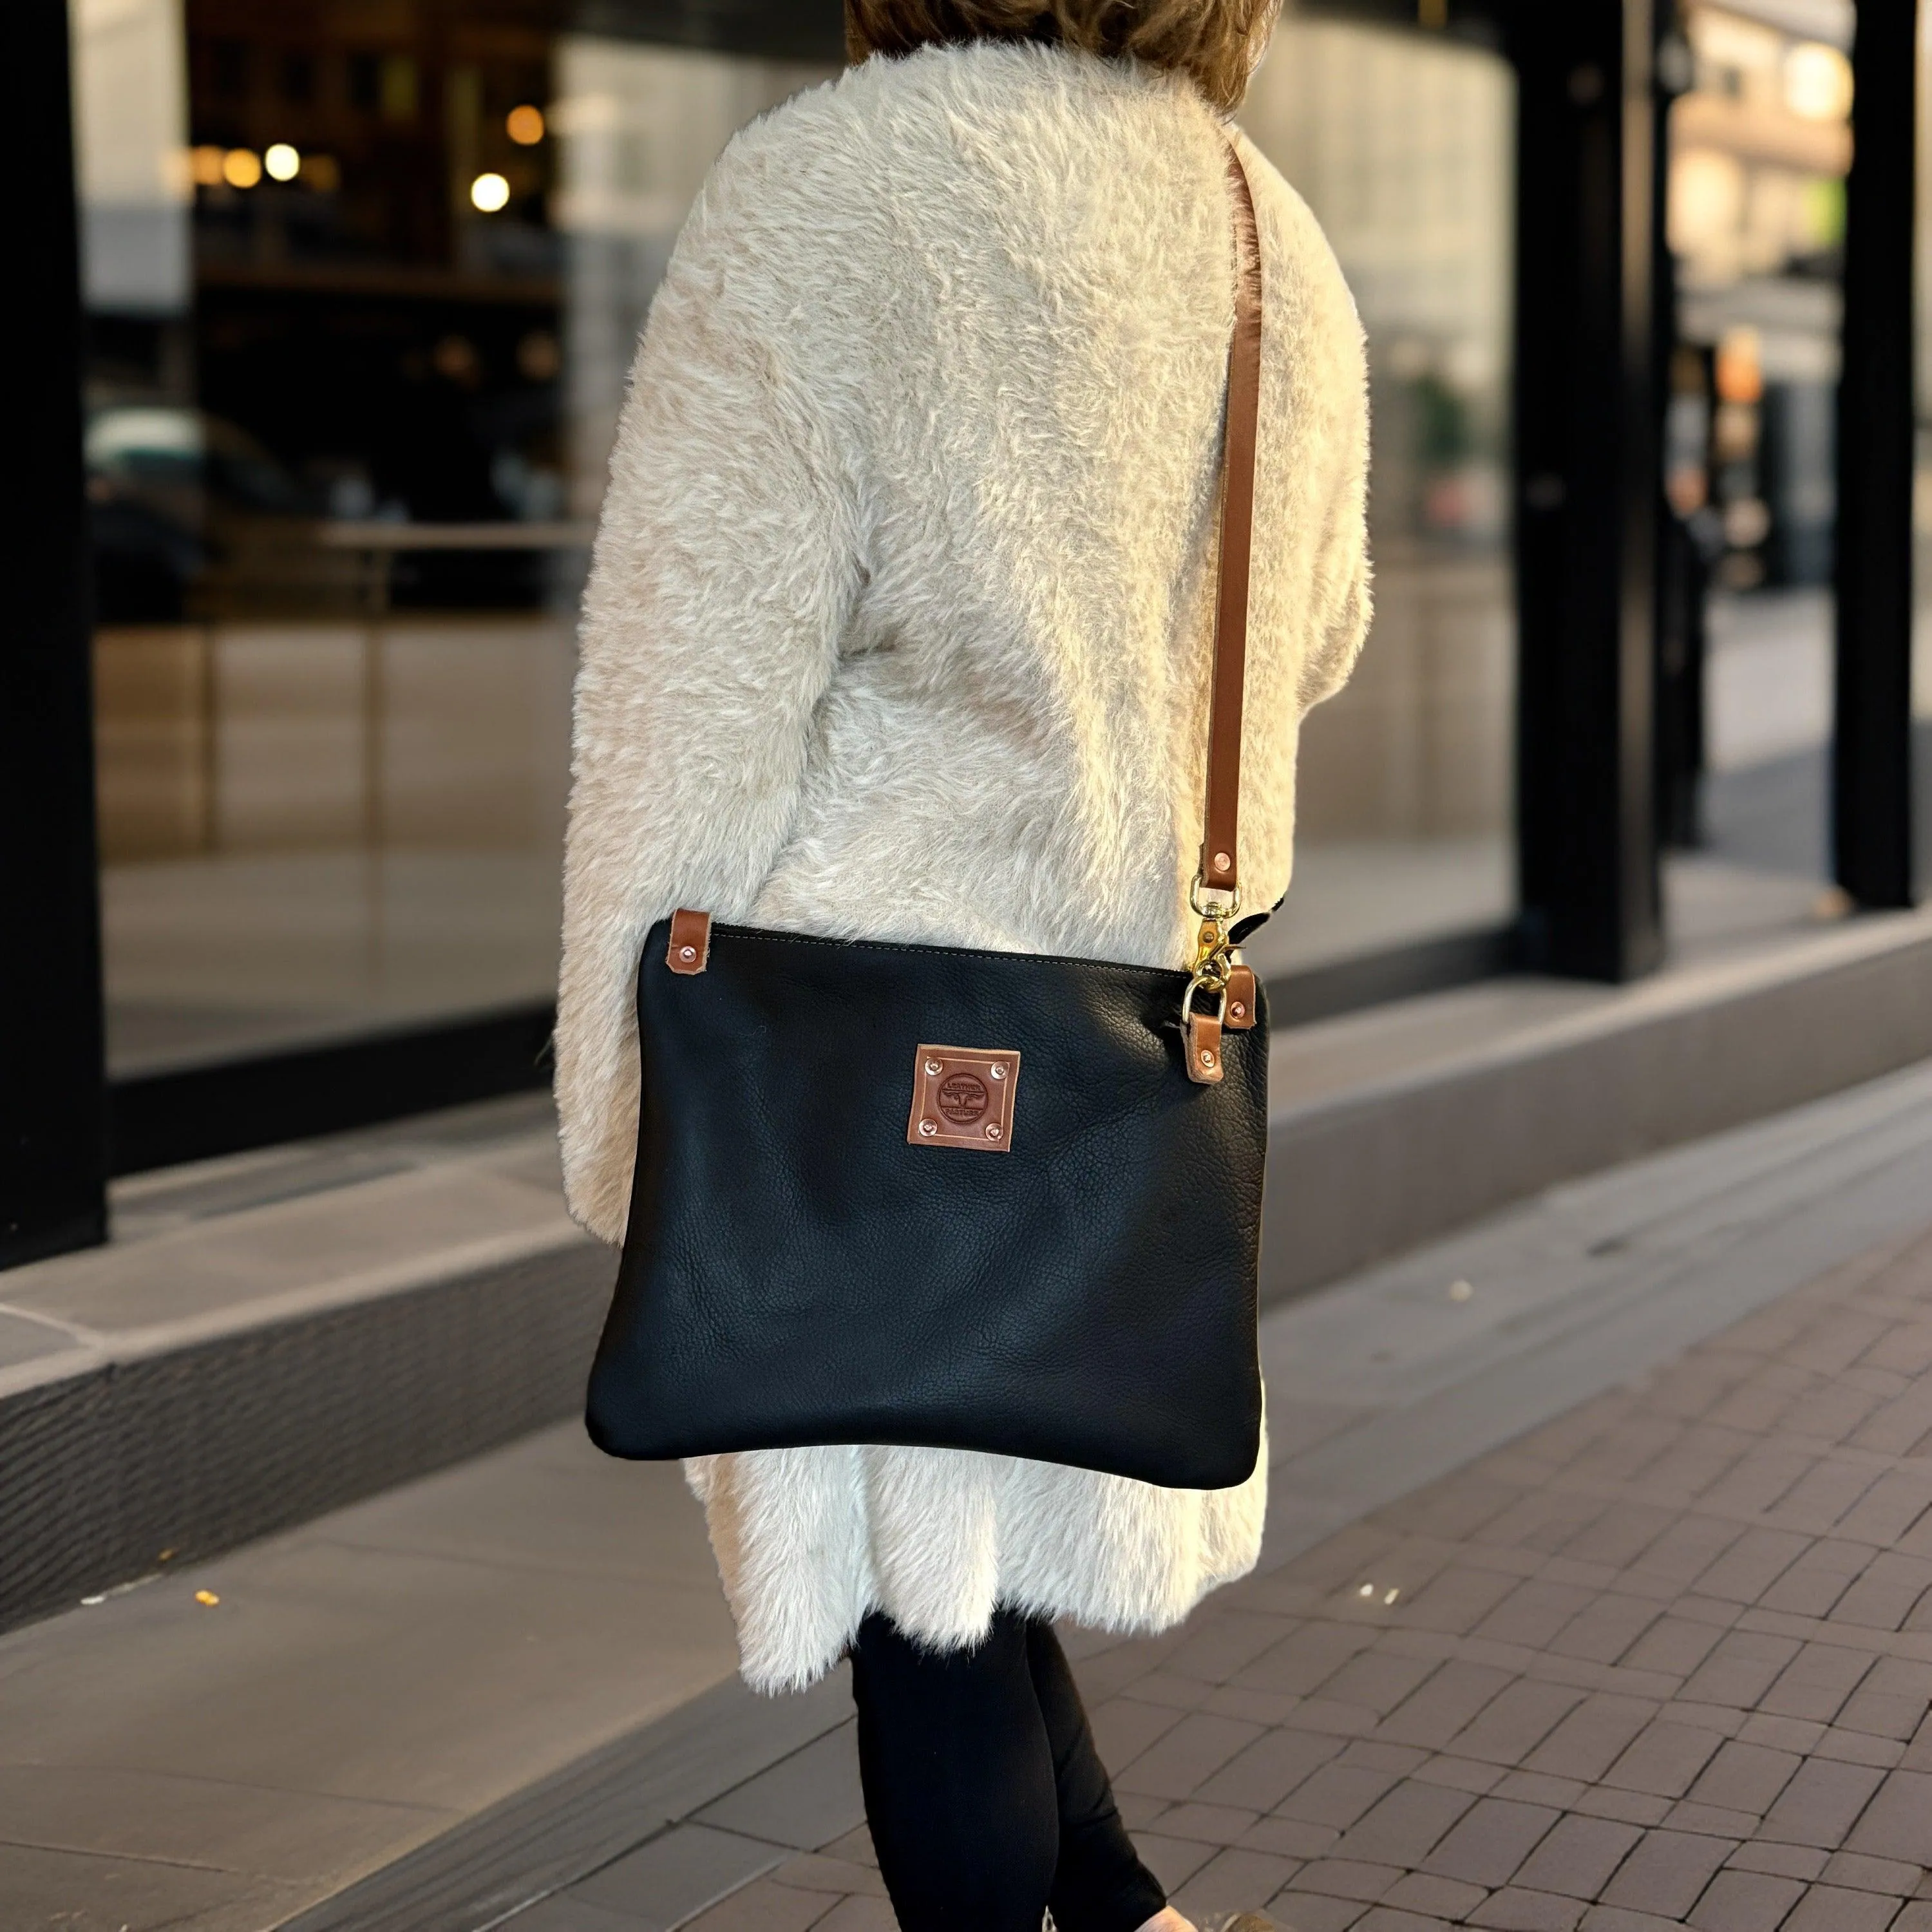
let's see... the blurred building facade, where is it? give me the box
[3,0,1924,1267]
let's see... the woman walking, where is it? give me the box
[557,3,1370,1925]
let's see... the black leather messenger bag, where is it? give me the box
[586,143,1269,1492]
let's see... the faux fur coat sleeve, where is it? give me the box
[556,146,860,1245]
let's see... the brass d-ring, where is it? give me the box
[1189,874,1242,921]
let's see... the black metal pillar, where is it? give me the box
[2,0,108,1267]
[1511,0,1665,980]
[1835,0,1918,909]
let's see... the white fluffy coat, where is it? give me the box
[556,40,1370,1693]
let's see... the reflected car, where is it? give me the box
[86,405,343,622]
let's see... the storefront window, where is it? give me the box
[1242,19,1517,976]
[74,3,1525,1090]
[1666,0,1851,890]
[73,0,833,1079]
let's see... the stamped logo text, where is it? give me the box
[938,1072,990,1124]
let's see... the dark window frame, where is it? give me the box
[5,0,109,1271]
[1835,0,1918,909]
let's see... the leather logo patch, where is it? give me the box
[909,1046,1020,1153]
[937,1073,989,1124]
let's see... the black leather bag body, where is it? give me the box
[586,144,1271,1493]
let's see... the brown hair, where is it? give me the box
[843,0,1280,113]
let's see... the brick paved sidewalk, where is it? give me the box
[652,1220,1932,1932]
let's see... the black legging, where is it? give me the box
[848,1608,1168,1932]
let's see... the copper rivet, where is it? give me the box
[1231,1003,1246,1019]
[679,946,696,962]
[919,1120,938,1137]
[925,1060,942,1075]
[1201,1050,1217,1068]
[989,1065,1005,1079]
[1215,851,1232,871]
[986,1124,1001,1140]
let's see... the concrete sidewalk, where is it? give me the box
[6,1057,1932,1932]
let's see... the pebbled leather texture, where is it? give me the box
[587,918,1270,1492]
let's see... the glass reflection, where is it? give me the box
[1665,0,1850,899]
[1241,19,1517,975]
[78,4,1527,1074]
[75,0,834,1075]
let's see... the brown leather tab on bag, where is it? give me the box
[1222,961,1258,1032]
[666,909,712,975]
[1186,1008,1225,1086]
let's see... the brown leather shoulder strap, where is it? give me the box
[1198,137,1262,901]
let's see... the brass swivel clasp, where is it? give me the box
[1182,878,1242,1086]
[1184,874,1241,1034]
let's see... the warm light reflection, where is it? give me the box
[506,104,545,146]
[222,148,262,189]
[469,171,511,213]
[264,142,299,182]
[1715,326,1765,406]
[1784,41,1853,122]
[1669,146,1744,261]
[189,144,225,187]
